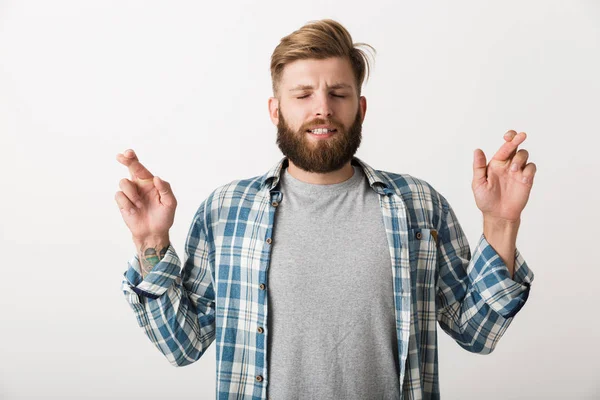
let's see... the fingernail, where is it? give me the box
[511,163,518,171]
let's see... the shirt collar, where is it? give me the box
[260,156,392,195]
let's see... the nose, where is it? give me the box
[314,92,333,118]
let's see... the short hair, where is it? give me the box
[270,19,376,97]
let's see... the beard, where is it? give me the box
[275,106,363,173]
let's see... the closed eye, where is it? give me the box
[296,94,346,99]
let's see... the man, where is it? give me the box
[115,19,536,400]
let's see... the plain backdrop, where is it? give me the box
[1,1,599,399]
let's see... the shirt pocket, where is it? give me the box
[408,228,438,280]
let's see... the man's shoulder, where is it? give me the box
[373,168,452,229]
[201,174,267,213]
[189,174,265,229]
[375,168,447,209]
[211,174,266,199]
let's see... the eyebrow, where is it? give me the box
[289,83,353,92]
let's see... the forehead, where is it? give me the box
[280,57,356,90]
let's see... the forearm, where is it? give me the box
[123,230,216,366]
[121,256,215,367]
[133,234,170,278]
[483,217,520,279]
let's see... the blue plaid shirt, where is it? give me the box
[122,156,534,400]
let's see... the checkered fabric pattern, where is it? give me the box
[122,156,534,400]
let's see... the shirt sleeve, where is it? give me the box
[469,233,534,319]
[435,200,534,354]
[123,243,180,300]
[121,197,217,366]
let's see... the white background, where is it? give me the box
[1,1,599,399]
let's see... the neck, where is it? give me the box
[286,160,354,185]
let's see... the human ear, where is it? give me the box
[268,97,280,126]
[359,96,367,123]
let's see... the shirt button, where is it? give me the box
[259,283,266,290]
[266,238,272,244]
[256,375,263,382]
[257,327,264,334]
[416,232,422,240]
[272,201,279,207]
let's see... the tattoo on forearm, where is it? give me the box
[140,245,168,278]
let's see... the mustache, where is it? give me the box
[301,119,343,132]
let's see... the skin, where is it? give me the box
[474,130,537,277]
[115,150,175,278]
[116,56,537,280]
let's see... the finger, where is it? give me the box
[503,132,519,161]
[154,176,177,208]
[118,178,144,208]
[492,132,527,162]
[502,131,517,161]
[116,149,154,182]
[115,191,138,216]
[503,130,517,141]
[509,149,530,172]
[522,162,536,185]
[472,148,488,184]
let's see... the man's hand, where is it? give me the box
[472,130,537,222]
[115,149,177,245]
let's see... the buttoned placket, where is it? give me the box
[378,186,412,393]
[255,189,283,397]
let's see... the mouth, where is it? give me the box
[306,128,338,137]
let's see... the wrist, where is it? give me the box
[482,215,521,229]
[133,234,170,279]
[483,217,520,240]
[482,215,519,246]
[482,216,520,277]
[132,234,170,250]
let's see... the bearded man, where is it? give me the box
[115,18,536,400]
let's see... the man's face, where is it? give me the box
[269,57,367,173]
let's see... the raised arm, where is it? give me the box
[115,149,216,366]
[435,199,534,354]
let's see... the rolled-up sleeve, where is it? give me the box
[122,244,180,300]
[435,199,535,354]
[120,196,217,366]
[469,234,534,319]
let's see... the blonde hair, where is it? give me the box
[270,19,376,97]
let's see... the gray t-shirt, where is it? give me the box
[267,164,401,400]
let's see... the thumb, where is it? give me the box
[154,176,177,208]
[472,149,488,184]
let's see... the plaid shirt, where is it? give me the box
[122,156,534,400]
